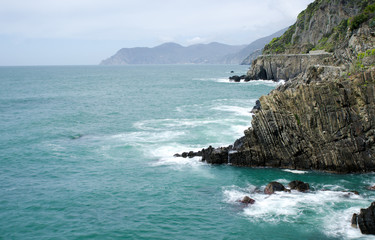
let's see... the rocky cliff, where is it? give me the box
[178,0,375,173]
[248,0,375,81]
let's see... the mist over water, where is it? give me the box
[1,65,374,239]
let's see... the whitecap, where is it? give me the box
[282,169,309,174]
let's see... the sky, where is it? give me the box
[0,0,314,66]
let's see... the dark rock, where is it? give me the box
[352,213,358,228]
[230,71,234,73]
[252,100,262,112]
[358,202,375,234]
[244,75,252,82]
[367,185,375,191]
[240,196,255,205]
[176,150,202,158]
[201,146,228,164]
[264,182,285,194]
[288,180,310,192]
[187,151,195,158]
[229,75,241,82]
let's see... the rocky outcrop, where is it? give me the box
[186,68,375,173]
[247,52,334,80]
[356,202,375,234]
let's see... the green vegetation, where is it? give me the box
[349,13,369,30]
[354,49,375,71]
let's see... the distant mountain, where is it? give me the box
[100,28,287,65]
[100,42,246,65]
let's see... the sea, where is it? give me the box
[1,65,375,240]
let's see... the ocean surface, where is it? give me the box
[1,65,375,240]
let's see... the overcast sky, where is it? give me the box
[0,0,313,66]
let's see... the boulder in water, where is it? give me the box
[288,180,310,192]
[264,182,285,194]
[240,196,255,205]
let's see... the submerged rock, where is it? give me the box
[264,182,285,194]
[357,202,375,235]
[288,180,310,192]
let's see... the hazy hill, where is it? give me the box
[100,42,246,65]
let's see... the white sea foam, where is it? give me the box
[223,184,367,238]
[211,105,252,116]
[111,130,185,144]
[323,206,373,239]
[282,169,309,174]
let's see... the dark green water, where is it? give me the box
[0,65,374,239]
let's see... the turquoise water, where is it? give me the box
[1,65,375,239]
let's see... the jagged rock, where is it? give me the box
[240,196,255,204]
[288,180,310,192]
[358,202,375,235]
[264,182,286,194]
[352,213,358,228]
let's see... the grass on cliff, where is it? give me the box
[355,49,375,71]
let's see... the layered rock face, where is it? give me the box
[201,68,375,173]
